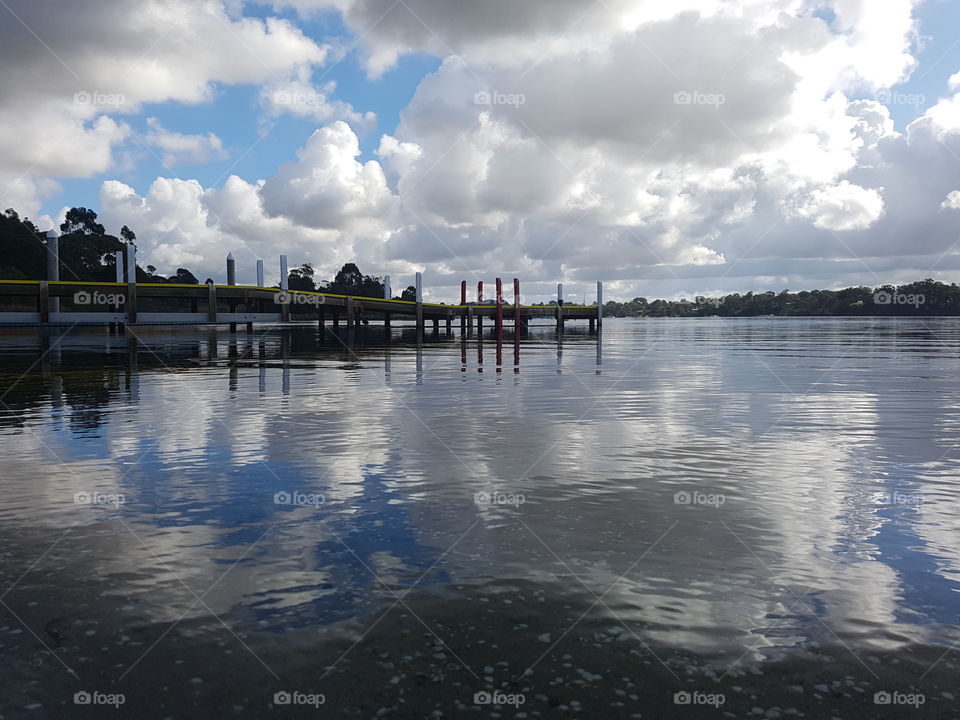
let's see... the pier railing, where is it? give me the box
[0,277,603,335]
[5,235,602,334]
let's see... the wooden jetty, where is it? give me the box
[0,243,603,336]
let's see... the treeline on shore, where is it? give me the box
[601,281,958,316]
[2,206,958,314]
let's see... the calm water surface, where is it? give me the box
[1,317,959,718]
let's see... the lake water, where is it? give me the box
[1,317,959,718]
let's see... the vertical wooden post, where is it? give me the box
[597,280,603,329]
[110,249,123,333]
[467,304,474,337]
[227,252,237,333]
[207,281,217,323]
[477,281,483,334]
[415,271,424,343]
[445,315,452,333]
[346,296,354,328]
[256,259,264,287]
[39,281,49,323]
[460,280,467,334]
[432,317,439,332]
[126,245,137,324]
[280,255,289,322]
[514,278,522,332]
[45,230,59,315]
[384,274,392,328]
[333,312,340,329]
[556,282,563,333]
[495,277,503,341]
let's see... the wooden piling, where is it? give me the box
[556,282,563,333]
[39,281,49,323]
[460,280,467,334]
[597,280,603,329]
[477,281,483,334]
[495,277,503,341]
[514,278,521,331]
[126,246,137,324]
[415,272,424,343]
[207,282,217,323]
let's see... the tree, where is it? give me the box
[0,209,44,280]
[288,263,316,291]
[321,262,384,297]
[333,262,364,288]
[60,207,105,236]
[56,232,125,281]
[120,225,136,245]
[400,285,417,301]
[165,268,199,284]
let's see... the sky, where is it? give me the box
[1,0,960,303]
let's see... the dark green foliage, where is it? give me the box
[56,232,126,281]
[0,209,45,280]
[602,281,960,317]
[320,262,384,297]
[288,263,316,291]
[60,207,105,236]
[164,268,200,285]
[400,285,417,301]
